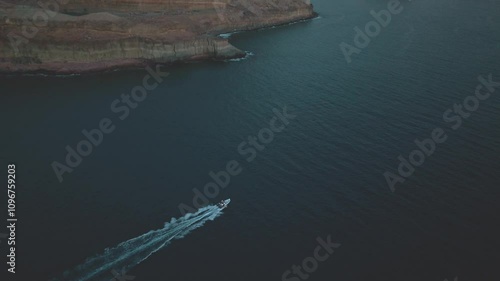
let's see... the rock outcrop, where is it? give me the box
[0,0,316,74]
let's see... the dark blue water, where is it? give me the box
[1,0,500,280]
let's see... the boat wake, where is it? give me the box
[52,205,224,281]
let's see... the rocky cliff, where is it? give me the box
[0,0,316,74]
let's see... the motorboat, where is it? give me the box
[216,199,231,209]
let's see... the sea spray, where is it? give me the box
[53,205,224,281]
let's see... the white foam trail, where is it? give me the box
[226,51,255,62]
[52,205,224,281]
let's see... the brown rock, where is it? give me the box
[0,0,316,74]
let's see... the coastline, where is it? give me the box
[0,37,246,76]
[0,2,317,76]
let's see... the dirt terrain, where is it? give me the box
[0,0,315,74]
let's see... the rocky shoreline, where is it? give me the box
[0,0,316,75]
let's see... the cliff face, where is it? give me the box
[0,0,315,74]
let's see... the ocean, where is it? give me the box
[0,0,499,280]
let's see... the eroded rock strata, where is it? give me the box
[0,0,315,74]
